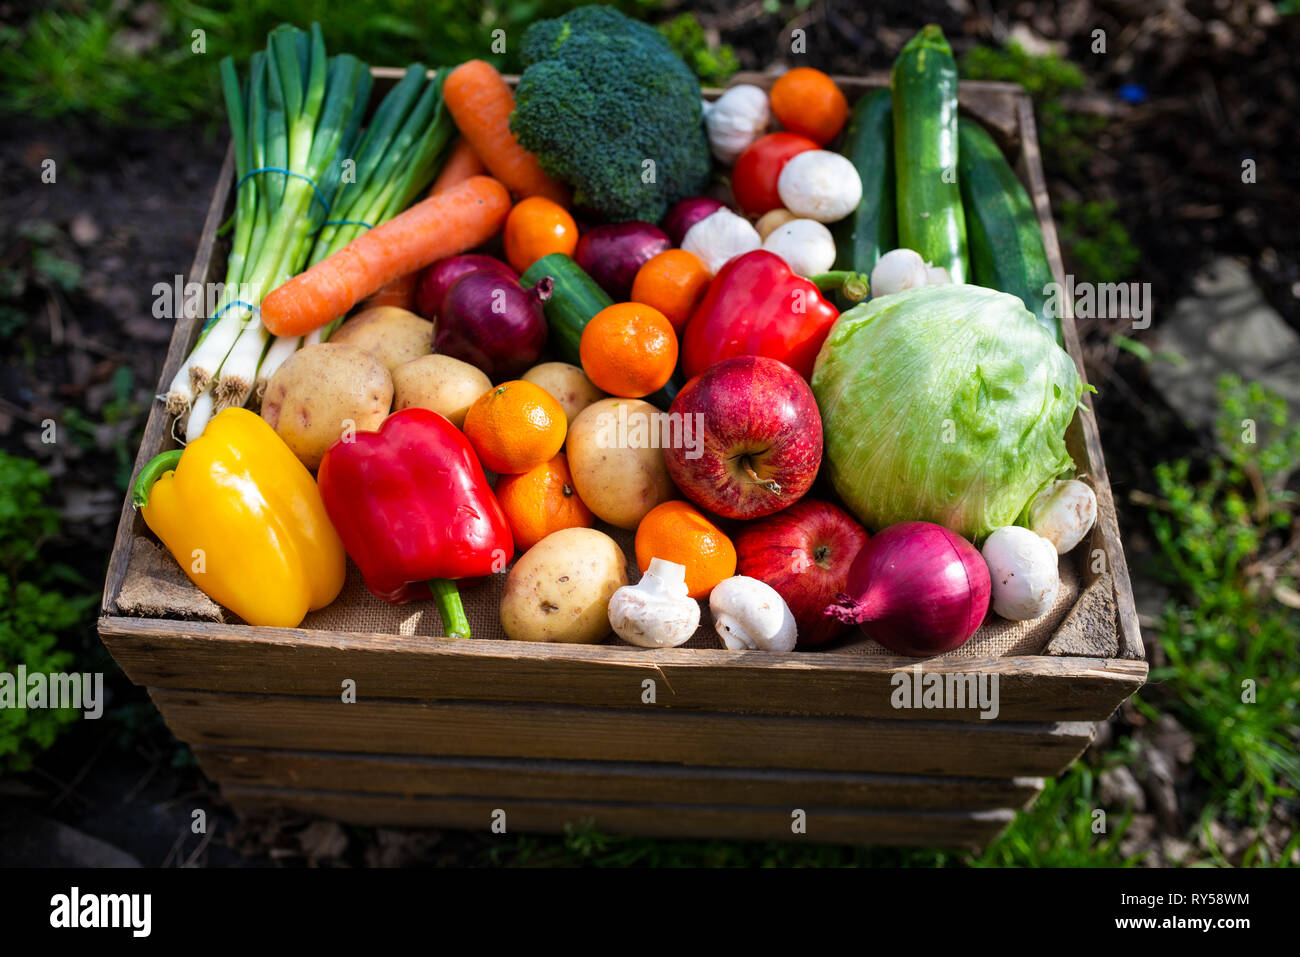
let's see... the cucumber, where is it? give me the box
[520,253,612,366]
[957,118,1058,341]
[891,24,969,283]
[832,88,896,276]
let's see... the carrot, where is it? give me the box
[262,176,511,337]
[443,60,569,205]
[429,136,486,196]
[361,270,420,311]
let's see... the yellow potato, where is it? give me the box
[329,306,433,372]
[392,354,491,428]
[566,397,675,529]
[522,361,605,425]
[260,343,392,470]
[500,527,628,643]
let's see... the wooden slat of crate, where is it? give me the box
[150,689,1094,778]
[194,747,1044,810]
[222,785,1017,847]
[102,617,1143,722]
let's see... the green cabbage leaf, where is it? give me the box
[811,284,1082,541]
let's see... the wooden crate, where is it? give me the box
[98,72,1146,849]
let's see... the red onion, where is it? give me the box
[415,254,518,320]
[825,521,990,656]
[575,222,671,300]
[435,273,551,379]
[661,196,725,246]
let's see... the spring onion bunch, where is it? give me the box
[255,64,454,397]
[165,24,452,440]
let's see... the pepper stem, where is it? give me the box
[428,578,471,639]
[131,449,184,508]
[809,270,871,303]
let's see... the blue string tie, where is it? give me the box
[321,219,374,231]
[235,166,331,226]
[200,299,260,335]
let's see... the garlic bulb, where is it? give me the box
[681,207,761,275]
[870,248,930,297]
[704,84,770,165]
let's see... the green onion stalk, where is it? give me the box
[167,27,453,441]
[165,24,370,437]
[255,65,455,393]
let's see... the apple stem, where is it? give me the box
[742,459,782,494]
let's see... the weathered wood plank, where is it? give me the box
[1014,96,1143,661]
[152,689,1095,777]
[224,785,1017,847]
[102,616,1146,721]
[194,747,1045,811]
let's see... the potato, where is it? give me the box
[261,343,392,470]
[566,397,675,529]
[329,306,433,372]
[392,354,491,428]
[522,361,605,426]
[500,527,628,643]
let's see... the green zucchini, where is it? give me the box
[520,253,612,365]
[957,118,1058,341]
[891,24,969,283]
[833,88,896,276]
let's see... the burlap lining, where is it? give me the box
[118,523,1081,660]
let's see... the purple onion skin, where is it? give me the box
[661,196,725,246]
[575,222,671,300]
[435,272,550,380]
[826,521,991,657]
[415,255,518,321]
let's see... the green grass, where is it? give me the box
[0,1,738,126]
[1137,376,1300,858]
[961,40,1105,182]
[1057,199,1141,284]
[0,453,97,773]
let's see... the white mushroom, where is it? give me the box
[1027,479,1098,555]
[981,526,1060,621]
[681,207,762,275]
[870,248,930,297]
[704,84,770,165]
[608,558,700,648]
[762,218,837,276]
[709,576,798,651]
[776,150,862,223]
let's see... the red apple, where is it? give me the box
[734,499,869,647]
[664,356,822,520]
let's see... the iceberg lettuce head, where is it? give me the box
[810,284,1082,541]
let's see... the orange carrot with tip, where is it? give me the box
[443,60,569,205]
[262,175,511,337]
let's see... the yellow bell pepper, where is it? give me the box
[132,407,346,627]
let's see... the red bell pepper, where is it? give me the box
[317,408,513,638]
[680,249,868,381]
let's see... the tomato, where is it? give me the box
[730,132,820,217]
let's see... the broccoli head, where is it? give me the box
[511,5,711,224]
